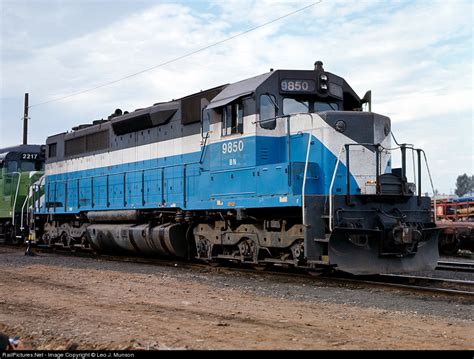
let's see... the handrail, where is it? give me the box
[251,114,290,125]
[34,175,46,211]
[327,141,435,230]
[199,131,210,164]
[421,150,437,222]
[329,142,391,230]
[301,113,315,228]
[45,160,202,185]
[328,145,345,231]
[20,193,30,231]
[43,160,201,211]
[11,172,21,226]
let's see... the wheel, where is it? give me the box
[10,235,20,245]
[306,268,326,276]
[6,224,20,245]
[252,264,269,271]
[438,233,460,255]
[207,260,221,267]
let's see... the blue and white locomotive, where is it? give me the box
[32,61,439,274]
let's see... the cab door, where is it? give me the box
[201,97,257,204]
[255,94,288,196]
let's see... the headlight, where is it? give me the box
[319,73,328,92]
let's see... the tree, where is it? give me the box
[454,173,474,197]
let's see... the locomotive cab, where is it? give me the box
[0,144,45,243]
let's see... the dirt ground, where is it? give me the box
[0,247,472,350]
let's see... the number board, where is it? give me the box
[280,79,316,93]
[21,153,38,160]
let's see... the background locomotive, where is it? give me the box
[30,61,439,274]
[0,144,44,243]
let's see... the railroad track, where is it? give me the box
[436,260,474,273]
[342,274,474,297]
[3,244,474,298]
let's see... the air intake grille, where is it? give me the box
[65,130,109,157]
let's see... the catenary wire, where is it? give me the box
[29,1,322,108]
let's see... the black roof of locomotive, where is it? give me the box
[206,67,361,110]
[0,144,44,162]
[46,63,363,142]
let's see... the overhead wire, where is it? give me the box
[29,1,322,108]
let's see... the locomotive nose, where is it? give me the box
[328,226,440,275]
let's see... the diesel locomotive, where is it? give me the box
[30,61,439,274]
[0,144,45,243]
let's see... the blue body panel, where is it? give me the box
[38,133,359,214]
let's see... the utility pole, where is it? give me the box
[23,93,29,145]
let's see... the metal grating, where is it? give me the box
[65,130,109,157]
[86,130,109,152]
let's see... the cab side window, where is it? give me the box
[222,101,244,136]
[201,108,210,137]
[6,161,18,173]
[48,143,57,158]
[260,94,278,130]
[3,161,17,195]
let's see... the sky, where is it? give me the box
[0,0,472,195]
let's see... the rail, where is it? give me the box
[7,244,473,297]
[436,260,474,273]
[41,160,202,213]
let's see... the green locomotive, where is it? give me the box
[0,144,45,243]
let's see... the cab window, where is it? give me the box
[283,98,339,115]
[222,101,243,136]
[48,143,57,158]
[6,161,18,173]
[315,102,339,111]
[259,94,278,130]
[283,98,309,115]
[20,161,41,171]
[201,108,210,137]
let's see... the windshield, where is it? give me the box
[283,98,339,115]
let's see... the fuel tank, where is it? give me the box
[86,223,188,258]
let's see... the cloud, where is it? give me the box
[0,0,472,193]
